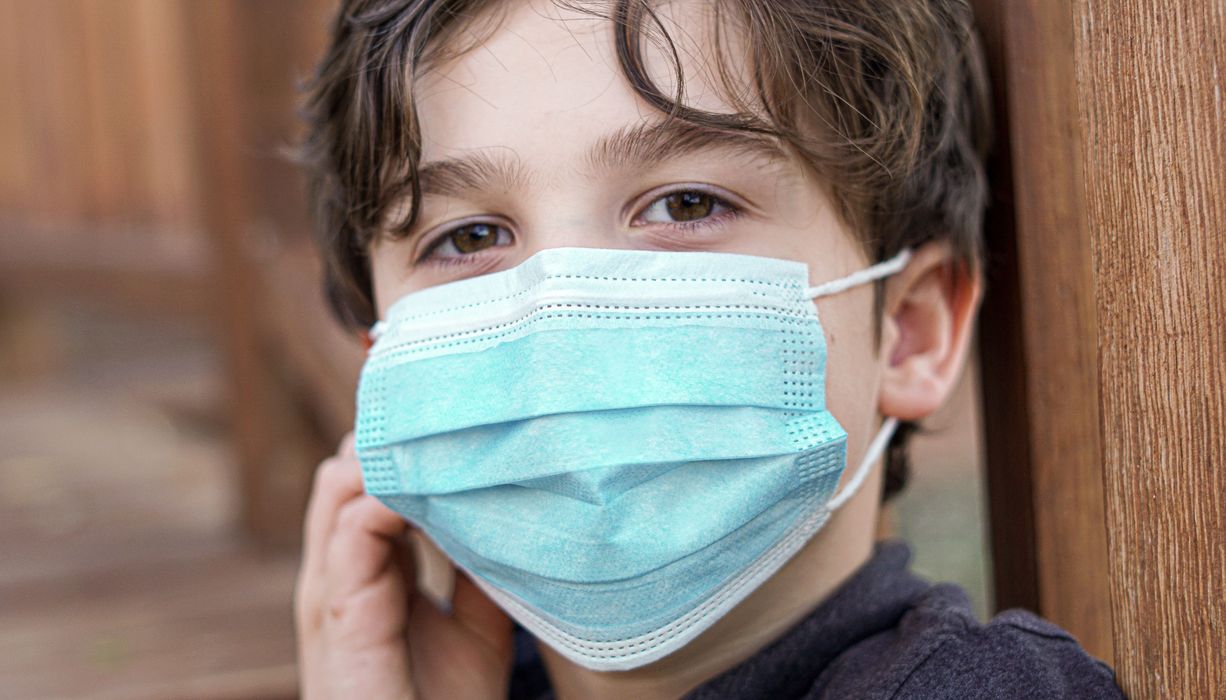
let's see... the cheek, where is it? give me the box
[369,244,415,320]
[815,289,884,458]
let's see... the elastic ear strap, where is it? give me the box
[805,249,913,299]
[827,416,899,511]
[369,320,388,341]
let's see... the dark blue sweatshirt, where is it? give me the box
[509,540,1125,699]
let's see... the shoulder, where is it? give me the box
[888,588,1124,699]
[818,584,1125,700]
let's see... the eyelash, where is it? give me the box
[413,187,742,266]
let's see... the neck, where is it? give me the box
[538,465,884,700]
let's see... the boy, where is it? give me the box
[293,0,1124,697]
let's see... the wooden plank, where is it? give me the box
[3,0,201,234]
[180,0,335,547]
[974,0,1117,662]
[79,0,139,223]
[0,218,211,316]
[0,524,299,700]
[977,0,1225,690]
[11,0,91,220]
[227,0,339,249]
[132,0,203,231]
[1072,3,1226,697]
[0,322,300,700]
[968,0,1042,623]
[0,2,30,211]
[0,264,211,318]
[1000,1,1116,663]
[0,0,208,313]
[179,0,290,545]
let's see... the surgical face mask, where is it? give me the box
[355,246,909,671]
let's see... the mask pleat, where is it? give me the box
[385,411,844,585]
[360,319,826,447]
[383,404,801,496]
[391,432,846,635]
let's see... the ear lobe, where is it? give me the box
[878,243,981,422]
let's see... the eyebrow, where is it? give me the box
[415,120,789,199]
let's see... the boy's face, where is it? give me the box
[369,0,892,494]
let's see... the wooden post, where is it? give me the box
[1074,3,1226,696]
[971,0,1116,663]
[974,1,1225,695]
[181,0,326,548]
[969,0,1042,630]
[181,0,274,543]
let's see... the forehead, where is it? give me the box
[413,0,748,167]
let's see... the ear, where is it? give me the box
[878,242,981,421]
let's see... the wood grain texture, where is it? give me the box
[971,0,1116,662]
[999,1,1117,662]
[1073,1,1226,697]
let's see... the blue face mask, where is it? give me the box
[355,246,909,671]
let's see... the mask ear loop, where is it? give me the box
[828,416,899,510]
[801,247,912,510]
[369,319,388,343]
[805,248,913,299]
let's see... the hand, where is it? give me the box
[294,433,515,699]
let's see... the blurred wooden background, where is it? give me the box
[0,1,362,697]
[0,0,364,545]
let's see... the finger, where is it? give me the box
[324,494,410,595]
[339,431,356,459]
[302,452,365,578]
[296,455,365,635]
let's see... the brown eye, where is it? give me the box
[665,191,714,221]
[420,222,514,262]
[449,223,501,253]
[637,188,734,227]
